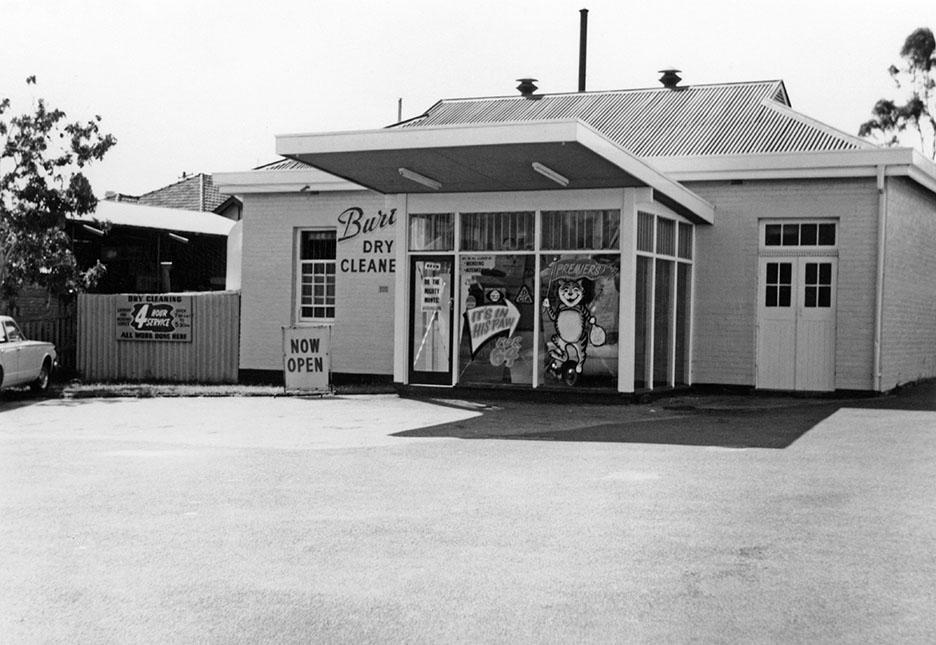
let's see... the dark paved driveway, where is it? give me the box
[400,379,936,448]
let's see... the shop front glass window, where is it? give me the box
[653,259,673,386]
[409,213,454,251]
[539,254,620,388]
[541,210,620,250]
[458,254,536,385]
[634,213,693,391]
[634,256,652,389]
[461,212,534,251]
[675,263,692,384]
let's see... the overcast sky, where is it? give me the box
[2,0,933,196]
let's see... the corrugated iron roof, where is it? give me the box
[396,81,872,156]
[253,158,314,171]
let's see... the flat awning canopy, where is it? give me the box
[276,119,714,224]
[72,200,236,236]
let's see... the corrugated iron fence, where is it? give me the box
[20,315,78,372]
[78,291,240,383]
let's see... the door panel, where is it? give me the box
[756,259,796,390]
[796,259,837,391]
[409,257,454,385]
[757,257,837,391]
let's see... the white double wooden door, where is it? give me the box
[756,256,837,391]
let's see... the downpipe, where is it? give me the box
[872,165,887,392]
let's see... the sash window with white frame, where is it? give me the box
[297,229,336,321]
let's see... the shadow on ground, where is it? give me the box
[394,405,840,449]
[0,386,62,413]
[498,406,844,448]
[395,380,936,449]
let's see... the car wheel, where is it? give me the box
[31,361,51,393]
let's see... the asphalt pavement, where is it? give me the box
[1,385,935,643]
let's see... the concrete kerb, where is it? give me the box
[11,378,926,417]
[398,382,888,414]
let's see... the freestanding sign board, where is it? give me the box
[283,325,331,393]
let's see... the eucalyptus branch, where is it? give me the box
[860,27,936,159]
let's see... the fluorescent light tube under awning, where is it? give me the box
[532,162,569,187]
[398,167,442,190]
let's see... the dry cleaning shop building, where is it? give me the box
[216,78,936,394]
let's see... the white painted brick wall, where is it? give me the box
[881,177,936,389]
[686,178,878,389]
[239,192,394,374]
[238,178,893,389]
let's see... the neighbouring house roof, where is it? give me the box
[395,80,873,157]
[212,194,243,216]
[137,173,228,212]
[73,200,236,236]
[254,158,315,171]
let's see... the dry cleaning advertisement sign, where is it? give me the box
[116,294,193,342]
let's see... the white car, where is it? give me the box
[0,315,57,393]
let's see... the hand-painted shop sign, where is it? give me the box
[340,255,396,273]
[116,294,193,342]
[337,207,397,274]
[464,299,520,355]
[546,258,618,281]
[337,207,396,242]
[283,325,330,393]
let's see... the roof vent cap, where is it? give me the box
[658,68,683,90]
[516,78,539,98]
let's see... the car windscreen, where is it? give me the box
[3,321,23,342]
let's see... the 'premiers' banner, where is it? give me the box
[116,294,193,342]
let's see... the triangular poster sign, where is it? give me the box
[514,284,534,305]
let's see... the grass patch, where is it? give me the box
[58,380,396,399]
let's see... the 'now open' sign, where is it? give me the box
[282,326,331,393]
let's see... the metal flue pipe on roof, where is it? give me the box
[659,69,683,90]
[516,78,539,97]
[578,8,588,92]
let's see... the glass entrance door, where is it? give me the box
[409,256,454,384]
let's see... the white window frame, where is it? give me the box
[408,197,627,389]
[759,219,838,252]
[296,228,337,323]
[634,206,695,390]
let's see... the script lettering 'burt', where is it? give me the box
[337,207,397,242]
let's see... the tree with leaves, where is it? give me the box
[0,76,116,313]
[859,27,936,158]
